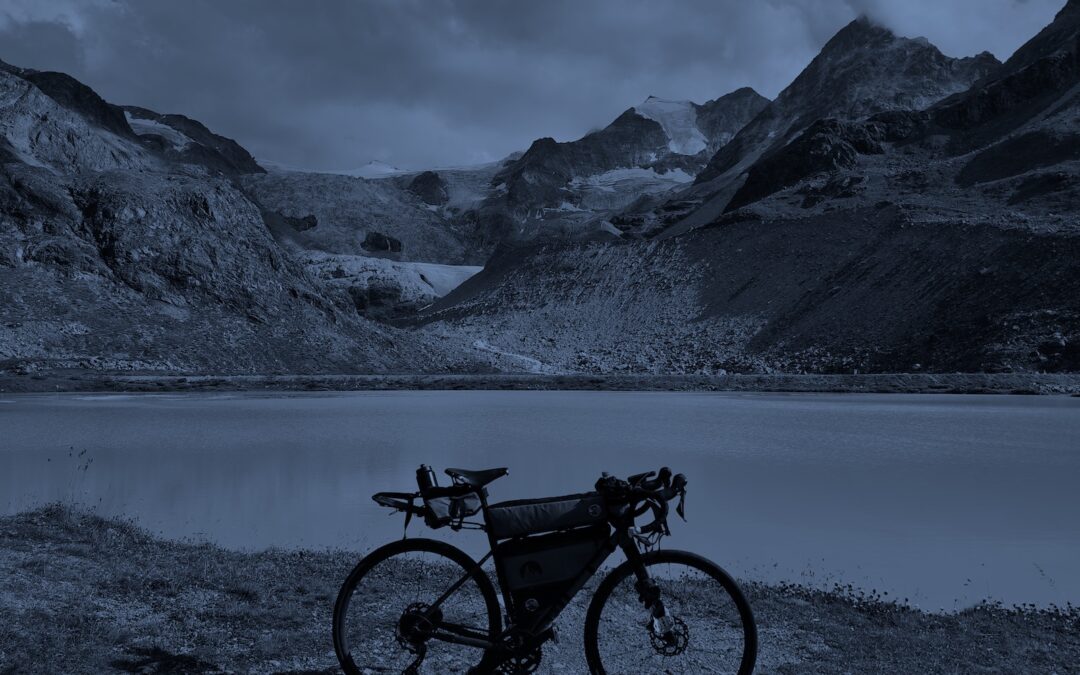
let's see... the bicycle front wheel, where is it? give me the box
[584,549,757,674]
[332,538,502,674]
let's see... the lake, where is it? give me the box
[1,390,1077,610]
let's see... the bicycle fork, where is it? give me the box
[623,536,688,653]
[620,534,668,620]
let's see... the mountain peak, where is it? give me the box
[728,86,765,98]
[693,13,997,188]
[822,15,896,52]
[639,95,690,106]
[1001,0,1080,75]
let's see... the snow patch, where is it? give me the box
[553,201,584,212]
[301,252,481,300]
[339,160,405,179]
[570,167,694,190]
[633,97,707,155]
[124,112,192,150]
[599,220,622,236]
[567,167,694,212]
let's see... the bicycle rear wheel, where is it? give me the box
[333,538,502,674]
[584,549,757,674]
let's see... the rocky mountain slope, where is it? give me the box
[122,105,265,175]
[240,161,504,319]
[468,88,768,244]
[422,206,1080,374]
[242,169,479,265]
[420,6,1080,375]
[0,63,483,375]
[710,0,1080,224]
[630,17,1000,237]
[5,3,1080,378]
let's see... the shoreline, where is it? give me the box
[2,506,1078,673]
[3,370,1080,395]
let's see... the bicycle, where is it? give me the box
[332,465,757,674]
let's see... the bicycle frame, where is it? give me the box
[419,487,660,655]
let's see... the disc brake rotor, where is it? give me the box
[648,615,689,656]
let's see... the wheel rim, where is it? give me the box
[592,559,752,674]
[337,549,495,673]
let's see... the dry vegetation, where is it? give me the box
[2,507,1078,674]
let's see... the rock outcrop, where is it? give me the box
[362,231,403,254]
[407,170,449,205]
[123,106,265,175]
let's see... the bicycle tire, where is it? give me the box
[583,549,757,674]
[333,538,502,674]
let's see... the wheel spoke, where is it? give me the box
[586,552,755,674]
[333,541,499,675]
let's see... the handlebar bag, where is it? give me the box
[423,486,482,529]
[486,492,606,539]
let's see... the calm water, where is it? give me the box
[1,390,1078,610]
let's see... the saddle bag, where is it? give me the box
[422,485,482,529]
[486,492,607,539]
[496,523,610,624]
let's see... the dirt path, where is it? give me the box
[1,507,1077,674]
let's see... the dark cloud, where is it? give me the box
[0,0,1064,170]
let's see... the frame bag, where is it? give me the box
[496,523,610,624]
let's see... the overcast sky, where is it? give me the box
[0,0,1064,171]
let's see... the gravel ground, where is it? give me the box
[1,507,1078,674]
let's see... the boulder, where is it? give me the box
[408,171,449,205]
[362,231,403,254]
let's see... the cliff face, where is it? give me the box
[626,18,1000,238]
[718,0,1080,217]
[0,69,154,174]
[697,18,999,186]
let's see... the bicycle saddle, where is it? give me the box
[445,467,508,487]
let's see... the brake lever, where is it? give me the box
[676,490,686,521]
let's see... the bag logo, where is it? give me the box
[520,560,543,580]
[588,504,603,518]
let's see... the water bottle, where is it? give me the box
[416,464,437,493]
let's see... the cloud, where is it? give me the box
[0,0,1064,170]
[0,0,112,33]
